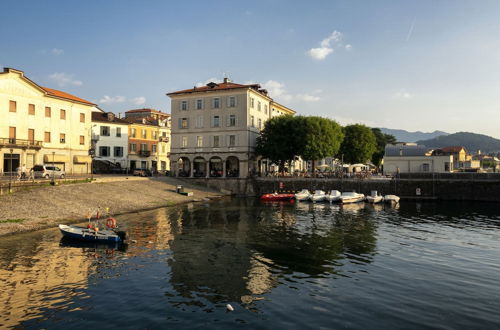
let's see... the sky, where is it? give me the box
[2,0,500,137]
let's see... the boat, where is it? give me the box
[59,224,126,243]
[339,192,365,204]
[260,193,295,201]
[366,191,384,204]
[294,189,311,201]
[384,195,400,204]
[326,190,341,203]
[310,190,327,203]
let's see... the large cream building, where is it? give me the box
[167,79,295,178]
[0,68,95,174]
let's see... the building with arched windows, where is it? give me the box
[167,78,296,178]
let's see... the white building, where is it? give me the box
[91,111,129,168]
[383,143,453,174]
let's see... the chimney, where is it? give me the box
[223,77,230,84]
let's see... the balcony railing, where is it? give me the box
[0,138,43,149]
[139,150,151,157]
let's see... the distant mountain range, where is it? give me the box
[379,128,449,142]
[416,132,500,153]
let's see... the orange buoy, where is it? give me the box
[106,217,117,229]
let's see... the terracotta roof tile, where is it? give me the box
[42,87,95,105]
[91,112,129,124]
[439,146,466,153]
[167,82,260,95]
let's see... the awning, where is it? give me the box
[44,154,69,163]
[73,155,92,164]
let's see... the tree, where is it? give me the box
[371,128,397,166]
[256,115,302,172]
[338,124,377,164]
[297,116,344,172]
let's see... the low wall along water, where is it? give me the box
[184,173,500,202]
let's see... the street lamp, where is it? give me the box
[9,148,13,193]
[51,151,55,185]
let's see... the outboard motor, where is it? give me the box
[116,230,128,241]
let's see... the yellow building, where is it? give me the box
[0,68,95,174]
[125,109,171,173]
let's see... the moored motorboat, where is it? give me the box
[366,190,384,204]
[294,189,311,201]
[326,190,341,203]
[339,192,365,204]
[310,190,327,203]
[59,224,126,243]
[384,195,400,204]
[260,193,295,201]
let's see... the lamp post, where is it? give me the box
[9,148,13,193]
[51,151,55,185]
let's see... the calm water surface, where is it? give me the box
[1,199,499,329]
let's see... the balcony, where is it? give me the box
[0,138,43,149]
[159,136,169,142]
[139,150,151,157]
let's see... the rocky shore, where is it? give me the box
[0,176,226,237]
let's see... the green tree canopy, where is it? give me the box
[298,116,344,163]
[371,128,397,166]
[256,115,302,170]
[338,124,377,164]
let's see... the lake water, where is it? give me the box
[1,199,499,329]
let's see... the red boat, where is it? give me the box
[260,193,295,201]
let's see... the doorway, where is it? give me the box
[3,153,20,174]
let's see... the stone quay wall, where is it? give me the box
[184,173,500,202]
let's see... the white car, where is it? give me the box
[32,165,66,179]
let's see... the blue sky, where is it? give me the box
[2,0,500,137]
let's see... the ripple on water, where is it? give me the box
[0,199,500,329]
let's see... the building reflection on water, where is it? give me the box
[0,198,380,326]
[165,199,378,309]
[0,233,95,328]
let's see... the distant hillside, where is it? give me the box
[379,128,449,142]
[416,132,500,153]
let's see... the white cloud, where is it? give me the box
[394,89,413,99]
[261,80,321,103]
[195,77,222,87]
[296,94,321,102]
[51,48,64,55]
[131,96,146,105]
[99,95,146,106]
[48,72,82,87]
[307,30,349,60]
[99,95,126,104]
[308,47,334,61]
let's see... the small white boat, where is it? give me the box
[384,195,400,204]
[294,189,311,201]
[310,190,327,203]
[366,191,384,204]
[326,190,341,203]
[339,192,365,204]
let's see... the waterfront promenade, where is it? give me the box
[0,176,224,237]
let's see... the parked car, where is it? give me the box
[32,165,66,179]
[132,169,152,177]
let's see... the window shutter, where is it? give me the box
[227,97,230,108]
[178,118,182,128]
[226,115,230,127]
